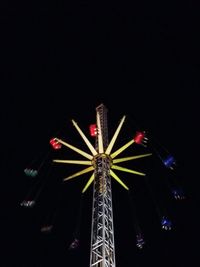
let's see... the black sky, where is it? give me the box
[1,1,199,266]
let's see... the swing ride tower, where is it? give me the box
[21,102,187,267]
[52,103,152,267]
[89,104,116,267]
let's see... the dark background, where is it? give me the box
[1,1,199,266]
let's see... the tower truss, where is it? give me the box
[90,104,116,267]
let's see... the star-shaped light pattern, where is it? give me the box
[53,113,152,193]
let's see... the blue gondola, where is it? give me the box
[161,216,172,230]
[163,155,176,169]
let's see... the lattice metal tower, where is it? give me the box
[52,103,151,267]
[90,104,116,267]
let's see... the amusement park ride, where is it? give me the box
[21,103,185,267]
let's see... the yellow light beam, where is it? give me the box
[110,169,129,190]
[111,164,146,176]
[105,116,126,155]
[113,153,152,164]
[72,120,97,156]
[111,139,135,159]
[63,166,94,181]
[82,173,95,193]
[96,112,104,153]
[55,138,93,160]
[53,159,92,165]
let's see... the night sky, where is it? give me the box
[1,1,199,266]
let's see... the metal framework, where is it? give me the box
[90,104,116,267]
[52,103,152,267]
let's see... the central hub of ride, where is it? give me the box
[92,153,112,168]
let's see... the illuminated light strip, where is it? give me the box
[63,166,94,181]
[111,139,134,159]
[110,169,129,190]
[113,153,152,163]
[105,116,126,155]
[96,112,104,153]
[82,173,95,193]
[72,120,98,156]
[55,138,93,160]
[53,159,92,165]
[111,164,146,176]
